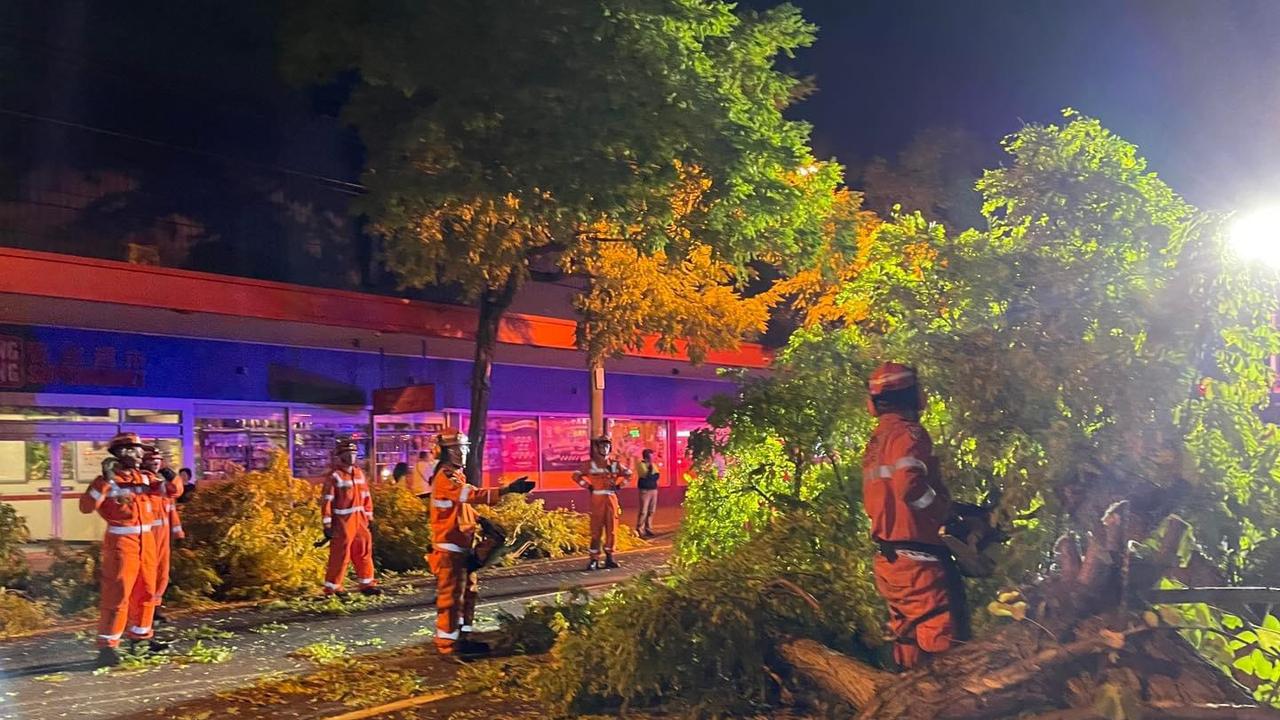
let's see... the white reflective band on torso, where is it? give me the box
[434,543,467,554]
[333,507,363,515]
[895,549,941,563]
[866,456,929,481]
[592,490,616,495]
[432,499,454,509]
[335,481,354,488]
[107,525,146,535]
[909,486,938,510]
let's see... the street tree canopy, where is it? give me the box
[280,0,845,481]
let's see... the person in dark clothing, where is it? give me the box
[176,468,196,504]
[634,449,660,538]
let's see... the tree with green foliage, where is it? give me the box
[280,0,844,484]
[528,111,1280,717]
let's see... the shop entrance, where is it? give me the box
[0,431,183,542]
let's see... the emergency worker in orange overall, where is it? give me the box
[79,432,163,668]
[320,438,381,596]
[861,362,968,669]
[428,429,534,655]
[572,434,631,571]
[142,446,183,622]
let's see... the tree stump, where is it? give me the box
[780,503,1280,719]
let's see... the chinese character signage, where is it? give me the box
[483,417,539,475]
[0,327,145,390]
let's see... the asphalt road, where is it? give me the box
[0,545,670,720]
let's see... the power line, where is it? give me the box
[0,106,367,195]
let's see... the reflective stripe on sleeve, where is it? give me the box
[895,549,941,563]
[323,517,333,525]
[431,499,454,509]
[894,456,928,472]
[434,542,467,553]
[436,629,460,640]
[322,494,334,501]
[89,488,103,501]
[908,486,938,510]
[459,484,473,503]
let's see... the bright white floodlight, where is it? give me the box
[1229,207,1280,268]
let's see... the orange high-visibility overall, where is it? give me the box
[862,411,961,669]
[146,472,184,606]
[428,466,501,654]
[320,465,376,593]
[79,468,161,648]
[573,460,629,559]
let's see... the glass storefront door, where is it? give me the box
[0,438,55,540]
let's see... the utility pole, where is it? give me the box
[590,364,605,436]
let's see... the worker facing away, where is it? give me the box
[320,438,381,597]
[861,362,969,669]
[79,432,164,668]
[573,434,632,571]
[428,428,534,656]
[141,446,183,624]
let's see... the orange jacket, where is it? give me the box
[572,460,630,493]
[862,412,952,547]
[79,467,162,534]
[321,466,373,531]
[429,465,500,553]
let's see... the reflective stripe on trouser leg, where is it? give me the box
[434,551,466,653]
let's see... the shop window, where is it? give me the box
[125,408,183,424]
[292,412,370,480]
[672,421,711,486]
[539,416,590,490]
[0,440,48,485]
[482,416,540,485]
[606,418,669,481]
[0,406,118,422]
[196,409,287,481]
[373,413,444,480]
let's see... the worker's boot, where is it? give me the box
[585,557,599,571]
[603,553,620,569]
[130,638,171,655]
[359,585,383,597]
[95,646,122,669]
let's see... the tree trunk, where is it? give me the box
[465,273,522,487]
[780,503,1280,720]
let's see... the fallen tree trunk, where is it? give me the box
[780,504,1280,720]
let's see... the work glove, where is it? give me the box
[101,456,119,478]
[500,476,535,495]
[159,467,177,482]
[323,526,333,540]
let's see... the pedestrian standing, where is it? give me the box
[176,467,196,504]
[409,450,433,499]
[634,449,660,538]
[79,432,162,668]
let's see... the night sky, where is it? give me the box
[9,0,1280,214]
[774,0,1280,211]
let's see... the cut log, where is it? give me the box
[779,509,1280,720]
[778,638,894,709]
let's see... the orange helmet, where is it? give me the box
[867,362,918,396]
[867,362,925,416]
[108,432,145,453]
[436,428,469,448]
[335,438,360,454]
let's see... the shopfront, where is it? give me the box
[0,318,734,540]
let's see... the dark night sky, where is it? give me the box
[8,0,1280,213]
[773,0,1280,211]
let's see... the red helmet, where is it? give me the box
[867,362,918,396]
